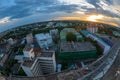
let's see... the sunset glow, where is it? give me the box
[87,15,104,22]
[55,16,118,27]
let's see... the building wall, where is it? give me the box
[26,33,33,44]
[31,59,43,76]
[87,27,98,33]
[35,34,53,48]
[21,66,33,76]
[58,50,97,61]
[23,49,35,59]
[38,57,56,74]
[89,34,110,54]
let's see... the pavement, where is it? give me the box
[0,76,5,80]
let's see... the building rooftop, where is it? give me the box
[91,34,110,47]
[23,44,33,51]
[35,33,52,40]
[60,41,96,53]
[81,30,90,36]
[22,60,34,68]
[38,51,54,57]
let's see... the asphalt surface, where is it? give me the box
[101,50,120,80]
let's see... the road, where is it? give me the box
[101,49,120,80]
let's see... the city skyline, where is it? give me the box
[0,0,120,32]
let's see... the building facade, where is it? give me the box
[81,30,110,54]
[26,33,33,44]
[22,51,56,76]
[23,45,35,60]
[87,25,98,33]
[35,33,53,49]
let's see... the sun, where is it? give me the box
[87,15,104,22]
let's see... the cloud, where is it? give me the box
[0,0,120,32]
[0,17,11,24]
[0,0,80,20]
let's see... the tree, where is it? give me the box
[66,32,76,41]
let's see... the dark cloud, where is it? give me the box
[0,0,79,19]
[86,0,100,8]
[37,4,79,13]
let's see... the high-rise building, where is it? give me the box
[87,24,98,33]
[22,51,56,76]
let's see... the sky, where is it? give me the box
[0,0,120,32]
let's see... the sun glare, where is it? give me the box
[87,15,104,22]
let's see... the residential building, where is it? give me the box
[26,33,33,44]
[35,33,53,49]
[87,24,98,33]
[23,45,35,60]
[46,21,55,28]
[7,38,14,45]
[49,29,58,37]
[113,31,120,37]
[22,51,56,76]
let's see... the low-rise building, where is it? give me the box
[113,31,120,37]
[59,41,97,60]
[23,45,35,60]
[35,33,53,49]
[49,29,58,39]
[81,30,110,54]
[7,38,14,45]
[26,33,33,44]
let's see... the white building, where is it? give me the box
[49,29,58,36]
[26,33,33,44]
[81,30,110,54]
[89,34,110,54]
[87,25,98,33]
[46,21,55,28]
[7,38,14,45]
[35,33,53,49]
[23,45,35,60]
[22,51,56,76]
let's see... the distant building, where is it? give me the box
[7,38,15,45]
[46,22,55,28]
[81,30,90,37]
[87,24,98,33]
[22,51,56,76]
[113,31,120,37]
[23,45,35,60]
[26,33,33,44]
[55,22,68,27]
[35,33,53,49]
